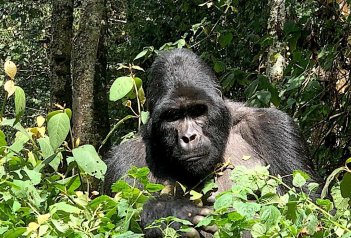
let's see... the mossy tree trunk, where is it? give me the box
[72,0,109,148]
[266,0,286,82]
[50,0,73,109]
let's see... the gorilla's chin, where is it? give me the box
[179,153,221,179]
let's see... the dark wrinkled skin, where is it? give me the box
[104,49,321,237]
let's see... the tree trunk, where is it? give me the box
[50,0,73,109]
[266,0,286,82]
[72,0,109,148]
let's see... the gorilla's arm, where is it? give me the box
[225,101,320,185]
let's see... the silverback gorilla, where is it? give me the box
[104,49,320,237]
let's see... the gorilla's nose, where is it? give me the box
[181,134,196,143]
[179,133,198,150]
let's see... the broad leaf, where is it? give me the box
[47,112,70,150]
[260,205,281,227]
[140,111,149,124]
[293,172,306,187]
[110,76,134,101]
[14,86,25,120]
[47,108,72,122]
[38,136,60,170]
[340,172,351,198]
[72,144,107,180]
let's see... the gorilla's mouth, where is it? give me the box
[180,153,209,162]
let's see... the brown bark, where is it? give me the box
[72,0,109,148]
[50,0,73,109]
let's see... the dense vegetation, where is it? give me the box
[0,0,350,237]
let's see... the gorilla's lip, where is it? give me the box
[181,153,209,162]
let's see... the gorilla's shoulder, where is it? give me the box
[105,137,146,164]
[225,99,295,127]
[104,137,147,193]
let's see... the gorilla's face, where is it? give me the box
[148,86,231,181]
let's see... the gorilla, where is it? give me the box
[104,49,320,237]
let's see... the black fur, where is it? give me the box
[104,49,320,237]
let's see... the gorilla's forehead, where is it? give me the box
[153,86,216,113]
[170,85,209,99]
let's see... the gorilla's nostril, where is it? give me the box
[190,134,196,141]
[182,134,196,144]
[182,136,190,143]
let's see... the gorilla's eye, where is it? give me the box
[161,109,183,122]
[188,104,208,118]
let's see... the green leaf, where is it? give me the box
[72,144,107,180]
[2,227,26,238]
[286,76,305,91]
[286,195,298,221]
[251,223,266,238]
[37,136,60,171]
[56,175,81,194]
[140,111,149,124]
[128,166,150,179]
[232,201,261,218]
[316,199,333,211]
[145,183,164,193]
[51,219,69,233]
[88,195,117,210]
[23,167,41,185]
[190,190,203,200]
[340,172,351,198]
[50,202,81,214]
[138,87,146,105]
[293,170,311,180]
[256,90,271,105]
[331,184,350,210]
[110,76,134,101]
[293,172,306,187]
[195,216,214,228]
[126,77,143,99]
[202,179,217,194]
[214,61,225,73]
[14,86,25,120]
[9,131,30,154]
[134,49,149,60]
[47,108,72,122]
[214,192,233,210]
[260,205,281,227]
[0,130,7,150]
[47,112,70,150]
[112,180,130,193]
[307,182,319,193]
[219,32,233,48]
[306,213,318,235]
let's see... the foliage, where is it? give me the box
[0,62,112,237]
[198,165,351,237]
[100,63,148,149]
[0,1,51,119]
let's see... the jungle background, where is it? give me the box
[0,0,351,237]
